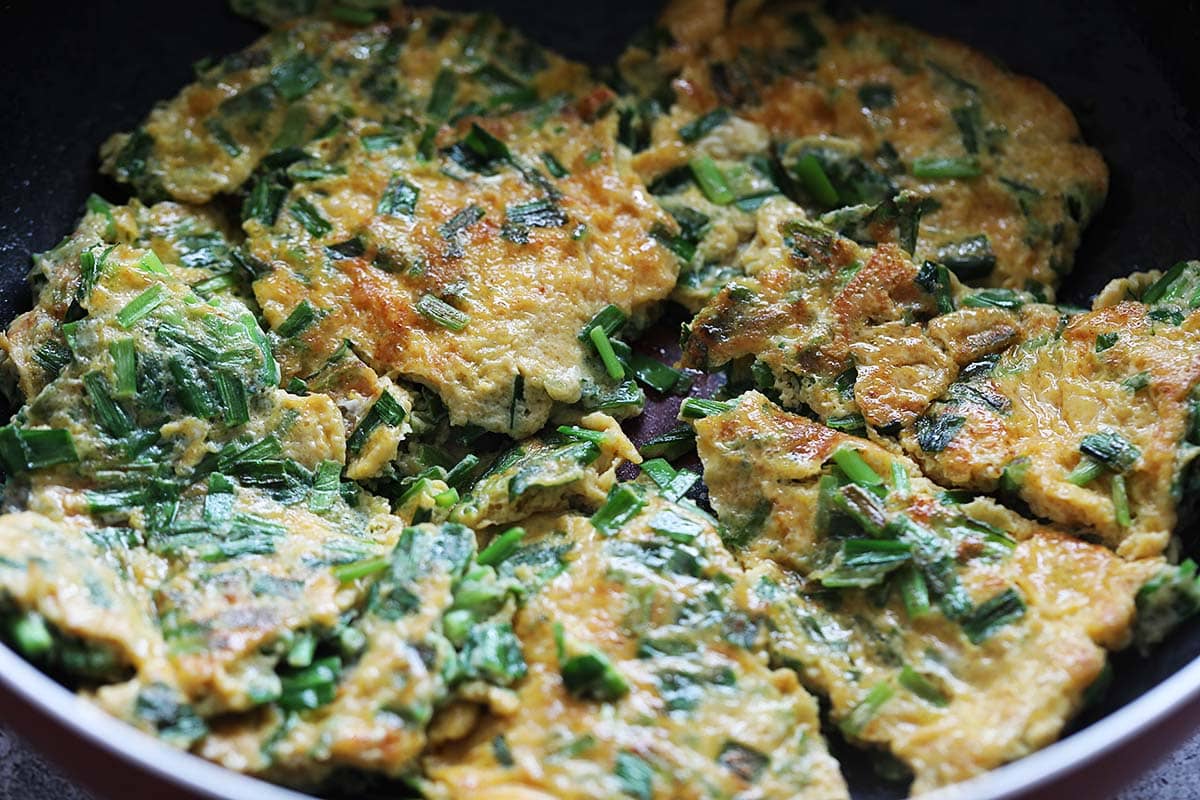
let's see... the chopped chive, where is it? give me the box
[462,123,511,162]
[961,288,1023,309]
[615,751,654,798]
[826,413,866,434]
[1095,332,1119,353]
[1079,431,1141,474]
[83,372,132,437]
[840,682,894,737]
[445,454,481,490]
[10,612,53,658]
[116,285,167,329]
[640,458,698,502]
[627,353,686,394]
[377,176,420,216]
[333,555,389,583]
[1112,474,1131,528]
[678,107,730,143]
[588,326,625,381]
[898,666,948,707]
[962,588,1026,644]
[1000,457,1030,494]
[890,461,911,494]
[639,425,695,460]
[329,4,375,24]
[561,649,629,701]
[505,197,567,229]
[214,370,249,427]
[911,156,982,179]
[415,293,470,331]
[427,68,458,118]
[289,198,332,238]
[679,397,732,420]
[820,539,912,588]
[191,273,236,297]
[105,340,137,399]
[914,260,955,314]
[793,153,840,207]
[556,425,609,445]
[689,156,734,205]
[434,487,459,507]
[831,447,883,487]
[33,340,73,377]
[477,526,525,567]
[1122,372,1151,392]
[347,391,406,454]
[240,313,280,387]
[915,413,966,453]
[898,565,930,618]
[0,427,79,473]
[591,484,645,535]
[578,304,626,343]
[86,193,117,239]
[540,151,568,178]
[276,299,317,338]
[279,656,342,711]
[648,508,707,543]
[138,250,169,275]
[309,460,342,511]
[287,633,317,668]
[218,434,282,471]
[168,358,218,419]
[716,742,769,783]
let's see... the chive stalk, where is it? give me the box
[588,326,625,381]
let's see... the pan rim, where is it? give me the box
[1,632,1198,799]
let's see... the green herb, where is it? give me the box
[831,446,883,486]
[83,372,133,437]
[914,260,955,314]
[276,299,317,337]
[506,197,567,228]
[614,751,654,800]
[214,371,249,426]
[279,656,341,711]
[459,623,527,686]
[116,285,166,329]
[540,151,568,178]
[588,326,625,381]
[1141,260,1200,308]
[591,484,646,536]
[271,54,322,101]
[936,235,996,280]
[33,340,73,378]
[416,293,470,331]
[348,391,407,454]
[1066,458,1104,486]
[689,156,735,205]
[891,461,911,494]
[1078,431,1141,474]
[1096,332,1119,353]
[377,176,419,216]
[915,413,966,452]
[333,556,389,583]
[678,108,730,143]
[897,565,930,618]
[289,198,332,238]
[640,458,699,502]
[578,304,626,342]
[477,527,525,567]
[9,612,53,658]
[840,682,894,736]
[86,193,117,239]
[999,457,1030,494]
[427,68,458,118]
[962,288,1023,309]
[679,397,732,420]
[820,539,912,588]
[911,156,982,179]
[138,250,169,275]
[962,588,1026,644]
[639,425,696,460]
[1122,372,1151,392]
[556,425,609,445]
[309,460,342,512]
[793,153,840,207]
[561,648,629,701]
[898,666,948,706]
[826,413,866,434]
[717,742,769,783]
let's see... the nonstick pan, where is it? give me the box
[1,1,1198,798]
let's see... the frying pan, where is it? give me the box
[0,1,1198,798]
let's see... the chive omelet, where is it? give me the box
[2,2,1200,799]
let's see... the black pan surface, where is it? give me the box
[0,1,1198,798]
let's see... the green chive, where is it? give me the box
[678,108,730,143]
[890,461,911,494]
[793,153,840,207]
[627,353,686,394]
[287,633,316,668]
[578,304,627,342]
[689,156,734,205]
[276,300,317,338]
[290,198,332,238]
[169,358,218,419]
[561,649,629,701]
[962,588,1026,644]
[329,4,375,24]
[678,397,732,420]
[191,273,236,297]
[83,372,133,437]
[116,285,167,329]
[215,370,249,427]
[831,446,883,487]
[309,460,342,511]
[138,250,169,275]
[1095,332,1119,352]
[333,555,389,583]
[109,339,138,399]
[1112,474,1131,528]
[0,427,79,473]
[911,156,982,179]
[445,454,481,491]
[556,425,609,445]
[415,294,470,331]
[477,527,525,567]
[840,682,894,736]
[241,313,280,387]
[898,666,948,707]
[86,193,117,239]
[591,484,645,536]
[1079,431,1141,474]
[435,487,459,507]
[898,565,930,619]
[10,612,53,658]
[377,176,420,216]
[427,68,458,118]
[639,425,696,460]
[541,151,568,178]
[1000,457,1030,494]
[347,391,406,454]
[1122,372,1151,392]
[588,326,625,381]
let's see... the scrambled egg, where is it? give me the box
[694,392,1160,794]
[620,0,1107,299]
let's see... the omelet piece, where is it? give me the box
[619,0,1107,297]
[0,197,246,402]
[248,103,678,437]
[902,262,1200,559]
[449,413,640,530]
[101,8,590,204]
[425,484,848,800]
[199,521,526,788]
[693,392,1160,795]
[680,199,1059,432]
